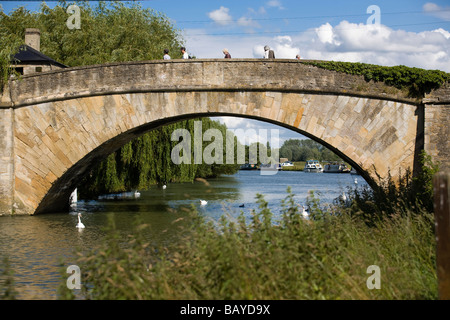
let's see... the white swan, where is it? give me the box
[134,190,141,198]
[162,185,167,189]
[76,213,85,229]
[200,200,207,206]
[340,192,347,202]
[301,205,309,219]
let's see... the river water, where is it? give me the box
[0,170,367,299]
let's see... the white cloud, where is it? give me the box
[217,116,247,129]
[433,28,450,39]
[237,17,260,29]
[423,2,450,21]
[266,0,284,10]
[208,6,232,26]
[251,36,300,59]
[272,36,300,59]
[207,6,261,32]
[215,117,305,147]
[315,23,338,45]
[301,20,450,72]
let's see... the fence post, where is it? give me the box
[434,172,450,300]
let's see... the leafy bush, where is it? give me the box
[303,61,450,97]
[342,151,440,223]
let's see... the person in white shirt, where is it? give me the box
[163,49,171,60]
[181,47,189,59]
[263,45,275,59]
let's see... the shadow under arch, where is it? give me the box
[35,112,374,214]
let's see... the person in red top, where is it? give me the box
[223,48,231,58]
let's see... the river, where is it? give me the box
[0,170,368,299]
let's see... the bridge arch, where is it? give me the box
[0,59,431,214]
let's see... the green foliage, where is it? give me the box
[79,118,242,198]
[414,150,440,209]
[342,151,440,224]
[0,1,185,90]
[303,61,450,97]
[0,7,26,91]
[70,188,437,300]
[279,138,341,162]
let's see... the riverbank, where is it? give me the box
[63,190,437,300]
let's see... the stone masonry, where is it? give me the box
[0,59,448,214]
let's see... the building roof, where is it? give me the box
[11,45,68,68]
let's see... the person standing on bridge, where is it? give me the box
[163,49,171,60]
[181,47,190,59]
[264,45,275,59]
[223,48,231,58]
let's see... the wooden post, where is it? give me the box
[434,172,450,300]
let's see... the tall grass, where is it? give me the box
[62,187,437,300]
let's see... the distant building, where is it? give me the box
[10,28,67,76]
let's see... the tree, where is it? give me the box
[279,139,341,162]
[0,1,185,76]
[79,118,243,198]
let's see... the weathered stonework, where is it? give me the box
[424,104,450,172]
[0,108,14,215]
[0,59,447,215]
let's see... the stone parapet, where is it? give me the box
[7,59,419,108]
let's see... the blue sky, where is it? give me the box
[2,0,450,146]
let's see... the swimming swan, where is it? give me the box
[76,213,85,229]
[200,200,207,206]
[301,206,309,219]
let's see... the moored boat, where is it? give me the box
[304,160,323,172]
[323,162,350,173]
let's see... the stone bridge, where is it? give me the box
[0,59,449,215]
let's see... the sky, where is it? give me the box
[1,0,450,146]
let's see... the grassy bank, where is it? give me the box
[56,188,436,300]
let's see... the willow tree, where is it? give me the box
[79,119,243,198]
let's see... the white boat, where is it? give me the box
[304,160,323,172]
[323,162,350,173]
[281,161,294,167]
